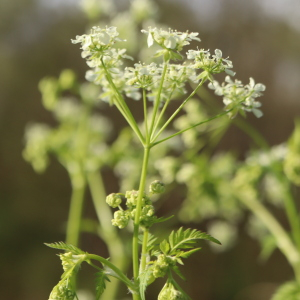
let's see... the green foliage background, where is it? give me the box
[0,0,299,299]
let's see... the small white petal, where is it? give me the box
[147,32,154,47]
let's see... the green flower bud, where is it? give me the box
[125,190,139,207]
[49,282,76,300]
[111,210,130,229]
[125,190,151,208]
[158,282,185,300]
[106,193,122,208]
[153,254,169,278]
[149,180,165,194]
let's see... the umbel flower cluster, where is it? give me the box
[106,180,165,228]
[72,26,265,117]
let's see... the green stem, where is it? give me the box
[87,254,136,292]
[132,146,151,300]
[281,180,300,252]
[101,59,145,145]
[151,78,206,143]
[140,228,149,273]
[149,62,169,139]
[151,86,176,137]
[238,188,300,282]
[151,108,231,147]
[143,88,149,138]
[87,170,128,300]
[66,174,86,246]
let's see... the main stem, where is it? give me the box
[87,171,128,300]
[66,174,86,246]
[132,146,151,300]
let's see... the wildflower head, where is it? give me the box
[125,62,161,88]
[141,27,200,61]
[71,26,125,59]
[208,76,265,118]
[187,48,235,81]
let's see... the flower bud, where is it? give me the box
[111,210,130,229]
[158,282,185,300]
[149,180,165,194]
[106,193,122,208]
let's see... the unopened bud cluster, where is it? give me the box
[152,254,175,278]
[106,180,164,229]
[158,282,185,300]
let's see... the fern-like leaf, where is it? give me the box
[45,242,85,255]
[168,227,221,254]
[95,270,110,300]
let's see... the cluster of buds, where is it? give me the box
[49,283,76,300]
[106,180,165,229]
[152,254,175,278]
[158,282,185,300]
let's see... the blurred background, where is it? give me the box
[0,0,299,299]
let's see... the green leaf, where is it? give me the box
[139,266,154,300]
[45,242,85,255]
[171,265,186,281]
[177,248,201,259]
[271,281,300,300]
[170,51,183,61]
[153,215,174,224]
[168,227,221,254]
[138,233,158,252]
[160,240,170,254]
[95,270,110,300]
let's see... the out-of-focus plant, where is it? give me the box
[167,117,300,299]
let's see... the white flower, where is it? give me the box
[208,76,265,118]
[141,27,200,59]
[187,48,235,80]
[125,62,161,88]
[71,26,126,60]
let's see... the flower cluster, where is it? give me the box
[71,26,126,59]
[158,282,184,300]
[208,76,266,118]
[187,49,235,80]
[142,27,200,51]
[142,27,200,60]
[125,62,161,88]
[152,254,176,278]
[106,181,163,228]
